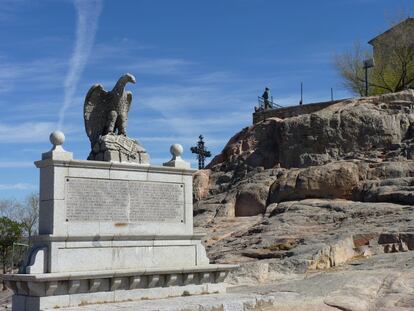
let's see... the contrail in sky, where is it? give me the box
[58,0,102,130]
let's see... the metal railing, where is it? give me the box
[256,96,283,111]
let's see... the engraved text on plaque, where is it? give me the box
[66,178,185,223]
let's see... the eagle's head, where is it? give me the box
[122,73,136,84]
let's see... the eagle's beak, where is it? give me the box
[129,75,136,84]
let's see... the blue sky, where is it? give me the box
[0,0,413,200]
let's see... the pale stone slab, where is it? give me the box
[66,178,129,222]
[24,236,210,273]
[128,181,184,223]
[24,247,47,274]
[55,245,197,272]
[11,283,227,310]
[66,178,185,223]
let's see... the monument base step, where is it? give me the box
[12,283,226,311]
[2,265,237,311]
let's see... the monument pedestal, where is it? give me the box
[2,136,237,310]
[87,134,150,164]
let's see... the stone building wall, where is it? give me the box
[252,99,346,124]
[368,18,414,61]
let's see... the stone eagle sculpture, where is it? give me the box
[84,73,136,147]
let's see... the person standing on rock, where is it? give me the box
[262,87,271,109]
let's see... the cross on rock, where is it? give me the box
[190,135,212,169]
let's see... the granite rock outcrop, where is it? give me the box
[208,90,414,171]
[195,90,414,220]
[193,90,414,310]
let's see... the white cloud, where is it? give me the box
[137,82,253,113]
[123,79,255,159]
[58,0,103,129]
[0,122,56,143]
[0,183,35,190]
[145,113,249,135]
[90,40,155,63]
[189,71,239,84]
[125,58,194,75]
[139,135,227,147]
[0,161,34,168]
[3,100,66,123]
[247,50,336,67]
[0,0,28,22]
[0,58,66,94]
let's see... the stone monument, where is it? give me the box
[1,75,237,310]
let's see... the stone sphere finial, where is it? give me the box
[163,143,189,168]
[170,144,183,158]
[50,131,65,147]
[42,130,72,160]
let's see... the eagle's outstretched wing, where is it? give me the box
[84,84,111,147]
[126,91,132,113]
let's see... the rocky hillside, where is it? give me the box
[195,90,414,220]
[193,90,414,310]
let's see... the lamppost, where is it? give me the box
[190,135,212,169]
[363,58,375,96]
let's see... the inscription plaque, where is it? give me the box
[66,178,184,223]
